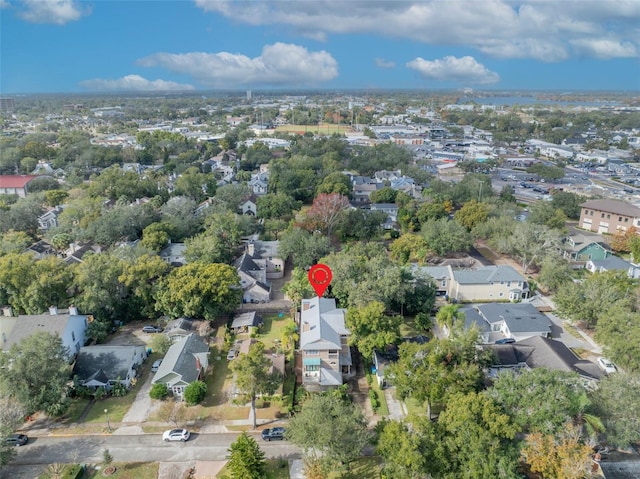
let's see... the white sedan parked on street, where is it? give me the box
[162,428,190,442]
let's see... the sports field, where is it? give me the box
[275,123,355,135]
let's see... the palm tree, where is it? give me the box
[281,319,299,354]
[573,393,605,446]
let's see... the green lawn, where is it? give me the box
[65,351,163,425]
[40,463,158,479]
[217,459,291,478]
[400,316,429,338]
[327,457,383,478]
[256,313,292,350]
[369,381,389,416]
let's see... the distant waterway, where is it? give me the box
[459,96,620,107]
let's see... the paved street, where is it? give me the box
[2,434,301,479]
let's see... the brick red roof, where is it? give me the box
[0,175,39,188]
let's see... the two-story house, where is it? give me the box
[448,265,529,302]
[561,230,612,266]
[1,306,89,359]
[579,199,640,234]
[299,297,352,390]
[460,303,552,343]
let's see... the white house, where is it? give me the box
[0,306,89,359]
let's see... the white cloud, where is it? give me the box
[18,0,86,25]
[375,58,396,69]
[570,39,637,59]
[407,56,500,85]
[79,75,195,92]
[195,1,640,62]
[137,43,338,87]
[0,0,9,9]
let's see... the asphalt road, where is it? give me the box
[8,432,300,466]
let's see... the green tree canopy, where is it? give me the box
[278,227,331,269]
[230,342,281,429]
[0,332,71,416]
[488,368,588,435]
[287,393,370,470]
[346,301,401,359]
[227,432,267,479]
[388,332,488,418]
[155,262,241,320]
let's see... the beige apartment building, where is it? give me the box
[579,199,640,234]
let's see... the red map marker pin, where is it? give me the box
[308,264,332,298]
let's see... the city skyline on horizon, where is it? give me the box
[1,0,639,94]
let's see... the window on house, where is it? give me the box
[607,214,611,219]
[441,280,446,287]
[499,292,504,297]
[625,218,629,222]
[306,350,319,356]
[590,210,593,216]
[601,213,605,218]
[507,281,511,287]
[71,331,75,341]
[305,365,320,372]
[619,217,623,222]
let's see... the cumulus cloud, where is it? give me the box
[137,43,338,87]
[570,38,637,59]
[18,0,87,25]
[406,56,500,85]
[195,0,640,62]
[375,58,396,69]
[79,75,194,92]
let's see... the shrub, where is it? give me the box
[102,449,113,465]
[369,389,379,412]
[110,381,128,397]
[150,383,169,400]
[184,380,207,405]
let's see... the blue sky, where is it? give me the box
[1,0,639,94]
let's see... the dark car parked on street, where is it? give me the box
[5,434,28,446]
[261,427,286,441]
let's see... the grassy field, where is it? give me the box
[275,124,354,135]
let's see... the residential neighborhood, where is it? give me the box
[1,87,640,479]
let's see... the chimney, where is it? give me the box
[49,306,58,315]
[195,356,202,373]
[247,242,255,256]
[2,306,13,317]
[69,305,78,316]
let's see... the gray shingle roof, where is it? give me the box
[488,336,603,380]
[589,256,632,271]
[153,333,209,385]
[453,265,523,284]
[2,314,73,351]
[73,345,145,383]
[476,303,552,334]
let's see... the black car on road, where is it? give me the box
[261,427,286,441]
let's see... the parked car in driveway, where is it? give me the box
[143,325,163,333]
[162,428,190,442]
[261,427,286,441]
[227,348,239,361]
[597,357,617,374]
[5,434,28,446]
[151,359,162,372]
